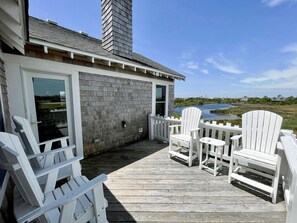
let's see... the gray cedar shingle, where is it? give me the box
[29,17,184,79]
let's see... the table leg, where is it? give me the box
[219,146,223,170]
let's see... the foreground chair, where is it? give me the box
[12,116,81,183]
[228,110,283,203]
[169,107,202,167]
[0,132,108,223]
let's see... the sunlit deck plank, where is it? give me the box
[81,140,286,223]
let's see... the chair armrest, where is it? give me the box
[38,136,79,156]
[190,128,200,132]
[169,125,181,136]
[27,145,76,159]
[38,136,69,147]
[231,135,242,141]
[169,125,181,129]
[34,156,82,178]
[276,141,284,151]
[230,135,242,152]
[17,174,108,223]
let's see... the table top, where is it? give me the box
[199,137,225,147]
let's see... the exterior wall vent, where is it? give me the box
[79,31,89,36]
[46,19,58,25]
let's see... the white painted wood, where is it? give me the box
[150,116,242,163]
[230,173,273,194]
[228,110,283,203]
[4,53,173,155]
[286,169,297,223]
[199,121,242,162]
[12,115,82,185]
[0,0,26,54]
[279,134,297,223]
[199,137,225,176]
[29,38,184,80]
[0,132,108,223]
[169,107,202,167]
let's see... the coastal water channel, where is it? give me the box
[174,103,237,121]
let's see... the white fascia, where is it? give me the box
[29,38,185,81]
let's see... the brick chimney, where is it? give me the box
[102,0,133,59]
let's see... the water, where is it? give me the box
[174,103,237,120]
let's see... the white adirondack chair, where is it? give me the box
[169,107,202,167]
[228,110,283,203]
[0,132,108,223]
[12,116,81,183]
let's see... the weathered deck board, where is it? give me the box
[81,140,286,223]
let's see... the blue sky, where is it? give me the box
[29,0,297,98]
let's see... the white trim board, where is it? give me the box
[3,54,175,154]
[29,38,185,80]
[3,54,175,86]
[4,55,83,156]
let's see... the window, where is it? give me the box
[156,85,166,116]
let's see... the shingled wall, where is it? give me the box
[79,72,152,156]
[168,85,174,117]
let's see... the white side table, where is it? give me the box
[199,137,225,176]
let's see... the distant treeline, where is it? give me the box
[174,96,297,107]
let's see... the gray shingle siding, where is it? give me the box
[79,72,152,156]
[168,85,175,117]
[102,0,133,59]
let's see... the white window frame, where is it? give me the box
[152,82,169,117]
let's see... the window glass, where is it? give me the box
[156,85,166,101]
[156,85,166,116]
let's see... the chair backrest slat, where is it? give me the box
[242,110,282,155]
[0,133,44,206]
[12,116,42,167]
[181,107,202,135]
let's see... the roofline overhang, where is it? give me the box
[28,37,185,81]
[0,0,28,54]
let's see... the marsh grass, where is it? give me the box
[212,104,297,134]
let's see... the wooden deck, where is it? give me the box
[81,140,286,223]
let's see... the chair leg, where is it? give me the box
[168,139,172,158]
[228,154,234,184]
[272,157,281,203]
[188,141,193,167]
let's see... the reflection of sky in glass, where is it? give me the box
[156,88,162,100]
[156,85,165,101]
[33,77,65,96]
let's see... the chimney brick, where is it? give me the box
[102,0,133,59]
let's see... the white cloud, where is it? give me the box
[282,43,297,53]
[262,0,287,7]
[262,0,297,7]
[240,67,297,89]
[206,54,244,74]
[179,50,209,75]
[182,61,199,70]
[201,69,209,74]
[290,57,297,65]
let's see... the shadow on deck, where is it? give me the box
[81,140,286,223]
